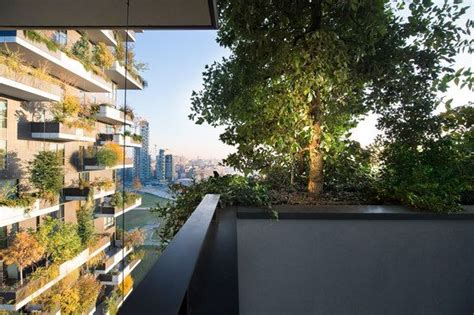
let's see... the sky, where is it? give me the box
[126,18,472,159]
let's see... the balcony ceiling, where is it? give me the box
[0,0,217,29]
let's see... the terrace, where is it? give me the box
[31,121,96,142]
[0,63,62,102]
[105,61,144,90]
[94,104,134,126]
[98,133,142,148]
[0,198,60,228]
[98,258,141,286]
[63,183,116,201]
[119,195,474,315]
[83,157,134,171]
[95,195,142,218]
[0,30,111,93]
[94,243,133,275]
[84,30,117,47]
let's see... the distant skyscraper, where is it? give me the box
[134,119,151,182]
[156,149,166,182]
[165,154,175,182]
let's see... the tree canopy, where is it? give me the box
[190,0,472,210]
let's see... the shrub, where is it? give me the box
[96,142,122,167]
[37,217,83,263]
[71,35,91,63]
[29,151,63,201]
[153,175,270,246]
[77,200,95,246]
[23,30,59,52]
[119,275,134,296]
[93,42,115,68]
[0,183,36,209]
[52,94,81,123]
[77,274,102,313]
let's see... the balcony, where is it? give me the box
[105,61,144,90]
[116,30,136,43]
[0,235,111,311]
[99,258,141,285]
[94,104,133,126]
[95,197,142,218]
[84,30,117,47]
[95,244,133,275]
[98,133,142,148]
[0,249,89,311]
[118,195,474,315]
[0,198,59,228]
[31,122,96,142]
[0,30,111,93]
[63,184,116,201]
[84,157,134,171]
[0,64,62,102]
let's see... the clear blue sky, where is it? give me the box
[121,30,232,160]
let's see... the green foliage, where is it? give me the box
[109,191,140,208]
[77,201,95,246]
[29,151,63,201]
[71,35,91,63]
[152,175,269,246]
[0,183,36,208]
[23,30,59,52]
[96,145,119,167]
[376,105,473,213]
[37,217,83,263]
[93,42,115,68]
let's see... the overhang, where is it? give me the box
[0,0,217,29]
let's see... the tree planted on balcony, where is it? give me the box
[37,217,82,264]
[77,274,102,313]
[190,0,472,201]
[30,151,63,202]
[96,142,123,167]
[93,42,115,69]
[119,275,134,296]
[77,199,95,246]
[2,231,45,285]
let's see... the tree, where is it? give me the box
[133,177,142,191]
[364,2,473,212]
[190,0,472,199]
[30,151,64,201]
[96,142,123,167]
[2,231,44,285]
[77,274,102,313]
[37,217,82,263]
[123,229,145,248]
[77,199,95,246]
[119,275,134,296]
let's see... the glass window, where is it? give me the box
[0,140,6,170]
[51,205,65,222]
[0,100,7,129]
[0,227,7,249]
[49,143,65,165]
[104,217,114,229]
[53,30,67,47]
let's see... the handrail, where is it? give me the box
[119,194,220,315]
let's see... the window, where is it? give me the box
[80,171,90,182]
[104,217,114,229]
[51,205,65,222]
[49,143,65,165]
[0,140,6,170]
[0,100,7,128]
[53,30,67,47]
[0,227,7,249]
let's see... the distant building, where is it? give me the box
[134,119,151,182]
[156,149,166,182]
[165,154,175,182]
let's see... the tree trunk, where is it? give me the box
[307,95,324,197]
[19,266,23,285]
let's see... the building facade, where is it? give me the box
[155,149,165,182]
[133,119,151,182]
[165,154,175,182]
[0,29,144,313]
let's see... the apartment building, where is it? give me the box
[133,119,151,182]
[0,29,144,313]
